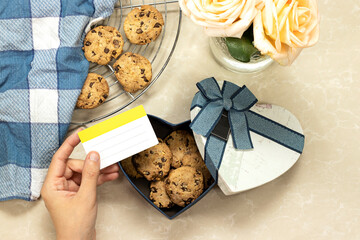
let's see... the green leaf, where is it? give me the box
[225,37,259,63]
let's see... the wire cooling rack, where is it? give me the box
[70,0,181,126]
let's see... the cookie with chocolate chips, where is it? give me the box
[164,130,198,168]
[165,166,204,207]
[121,157,143,179]
[123,5,164,45]
[149,180,174,208]
[181,151,214,189]
[76,73,109,109]
[132,141,172,181]
[83,25,124,65]
[113,52,152,93]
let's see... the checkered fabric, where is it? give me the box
[0,0,117,201]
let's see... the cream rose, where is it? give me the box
[253,0,320,65]
[179,0,264,38]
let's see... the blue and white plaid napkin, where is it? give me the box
[0,0,117,201]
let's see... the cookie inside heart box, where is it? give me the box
[119,115,216,219]
[190,78,305,195]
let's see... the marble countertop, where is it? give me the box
[1,1,360,239]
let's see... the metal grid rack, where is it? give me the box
[70,0,181,126]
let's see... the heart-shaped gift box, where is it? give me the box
[119,115,216,219]
[119,77,305,219]
[190,77,305,195]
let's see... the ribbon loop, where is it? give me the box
[231,86,258,112]
[196,77,223,101]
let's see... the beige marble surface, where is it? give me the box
[1,1,360,239]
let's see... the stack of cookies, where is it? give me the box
[77,5,164,108]
[121,130,213,208]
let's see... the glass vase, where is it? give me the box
[209,37,274,73]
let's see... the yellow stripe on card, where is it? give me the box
[78,105,147,143]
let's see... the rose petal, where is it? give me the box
[179,0,261,38]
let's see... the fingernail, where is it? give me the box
[89,152,99,162]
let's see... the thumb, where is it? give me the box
[78,151,100,199]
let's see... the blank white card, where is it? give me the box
[78,105,158,169]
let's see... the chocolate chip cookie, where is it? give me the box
[133,141,172,181]
[113,52,152,93]
[83,26,124,65]
[76,73,109,109]
[124,5,164,45]
[182,151,213,189]
[121,157,143,179]
[150,180,174,208]
[164,130,198,168]
[165,166,204,207]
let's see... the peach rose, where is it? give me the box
[253,0,320,65]
[179,0,264,38]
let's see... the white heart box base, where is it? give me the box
[191,102,304,195]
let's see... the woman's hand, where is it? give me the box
[41,129,120,240]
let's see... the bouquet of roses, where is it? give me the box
[179,0,320,65]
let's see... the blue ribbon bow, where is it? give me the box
[190,77,305,180]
